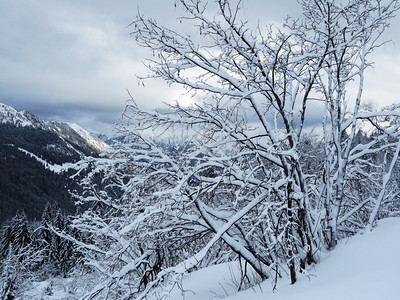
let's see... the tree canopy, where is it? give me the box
[45,0,400,298]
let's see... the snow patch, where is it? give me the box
[18,147,75,173]
[67,122,111,152]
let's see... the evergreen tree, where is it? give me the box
[0,246,18,300]
[0,212,31,260]
[0,223,12,259]
[35,203,77,277]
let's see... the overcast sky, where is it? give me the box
[0,1,399,134]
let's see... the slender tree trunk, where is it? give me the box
[287,182,297,284]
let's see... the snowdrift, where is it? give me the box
[169,218,400,300]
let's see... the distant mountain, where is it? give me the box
[0,103,110,155]
[0,102,111,225]
[0,103,46,128]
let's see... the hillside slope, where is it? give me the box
[0,103,111,224]
[25,218,400,299]
[169,218,400,300]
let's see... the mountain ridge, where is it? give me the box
[0,102,110,154]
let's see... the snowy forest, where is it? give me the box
[1,0,400,299]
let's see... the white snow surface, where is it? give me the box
[67,122,110,152]
[167,218,400,300]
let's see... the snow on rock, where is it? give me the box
[0,102,111,154]
[67,122,111,152]
[167,218,400,300]
[0,102,44,128]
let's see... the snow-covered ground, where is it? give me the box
[27,218,400,299]
[169,218,400,300]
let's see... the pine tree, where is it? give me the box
[12,212,30,256]
[40,202,54,246]
[36,204,77,277]
[0,212,31,259]
[0,246,19,300]
[0,223,12,259]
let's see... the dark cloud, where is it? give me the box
[0,0,399,134]
[0,0,140,131]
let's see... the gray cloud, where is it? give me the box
[0,0,399,134]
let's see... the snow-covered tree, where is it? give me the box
[0,246,20,300]
[0,212,30,259]
[70,0,400,298]
[34,202,78,277]
[0,212,44,298]
[303,0,400,248]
